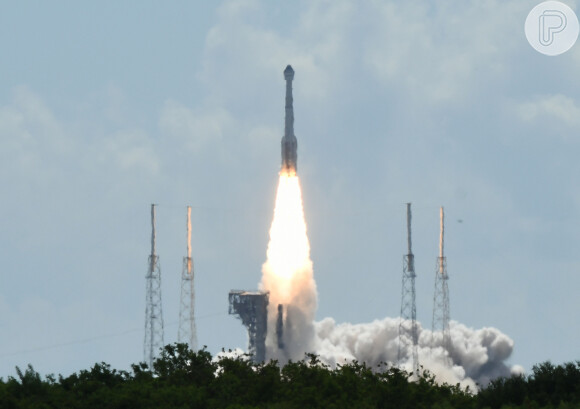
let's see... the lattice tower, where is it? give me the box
[178,206,197,351]
[144,204,164,368]
[398,203,419,373]
[431,206,451,356]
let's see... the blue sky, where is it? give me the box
[1,0,580,377]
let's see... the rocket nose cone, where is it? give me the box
[284,65,294,80]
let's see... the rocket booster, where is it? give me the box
[281,65,297,174]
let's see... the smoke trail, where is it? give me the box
[260,172,317,361]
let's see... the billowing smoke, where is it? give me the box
[258,173,520,389]
[314,318,523,389]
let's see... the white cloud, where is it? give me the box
[159,99,233,153]
[246,124,278,155]
[102,129,160,174]
[0,87,162,180]
[198,0,528,116]
[0,89,62,149]
[362,0,525,103]
[516,94,580,127]
[200,0,358,105]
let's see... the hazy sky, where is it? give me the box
[1,0,580,377]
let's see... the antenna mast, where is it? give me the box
[398,203,419,373]
[144,204,164,368]
[178,206,197,350]
[431,206,451,357]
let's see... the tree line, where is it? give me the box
[0,343,579,409]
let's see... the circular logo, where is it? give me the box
[525,1,579,56]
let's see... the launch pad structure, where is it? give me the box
[228,291,269,362]
[144,204,164,368]
[178,206,197,351]
[398,203,419,374]
[432,207,451,354]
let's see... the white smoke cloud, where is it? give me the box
[214,347,248,362]
[310,317,518,390]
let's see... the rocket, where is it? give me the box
[281,65,297,174]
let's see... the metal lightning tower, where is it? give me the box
[398,203,419,373]
[431,206,451,354]
[178,206,197,351]
[144,204,164,368]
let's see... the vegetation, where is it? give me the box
[478,361,580,409]
[0,343,579,408]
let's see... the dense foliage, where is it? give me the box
[0,343,579,409]
[478,361,580,409]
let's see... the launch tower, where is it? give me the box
[431,207,451,354]
[228,290,269,362]
[398,203,419,373]
[144,204,164,368]
[178,206,197,351]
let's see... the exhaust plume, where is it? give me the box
[260,171,317,361]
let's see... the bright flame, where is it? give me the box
[266,175,310,276]
[261,171,317,360]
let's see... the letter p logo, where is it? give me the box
[526,1,579,56]
[539,10,567,46]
